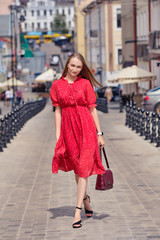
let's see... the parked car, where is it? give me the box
[142,86,160,114]
[53,36,69,46]
[61,43,73,52]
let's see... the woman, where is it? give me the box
[104,86,113,102]
[50,52,105,228]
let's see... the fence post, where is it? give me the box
[132,105,137,130]
[150,112,157,143]
[156,114,160,147]
[0,118,3,152]
[136,107,141,133]
[140,109,145,136]
[119,97,123,113]
[125,103,130,126]
[145,111,151,140]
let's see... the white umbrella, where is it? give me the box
[108,65,156,84]
[2,78,25,87]
[34,69,57,83]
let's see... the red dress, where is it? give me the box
[50,76,105,178]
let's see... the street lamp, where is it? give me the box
[9,3,25,107]
[9,3,15,106]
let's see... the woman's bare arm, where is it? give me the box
[55,106,62,142]
[90,107,105,148]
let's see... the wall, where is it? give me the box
[150,0,160,88]
[74,0,93,58]
[0,0,12,15]
[84,0,122,85]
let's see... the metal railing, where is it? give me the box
[125,103,160,147]
[0,98,47,152]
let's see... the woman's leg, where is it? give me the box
[75,174,87,197]
[73,177,87,224]
[75,174,79,184]
[74,174,92,212]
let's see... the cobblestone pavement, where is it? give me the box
[0,102,160,240]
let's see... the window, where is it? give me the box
[56,9,59,15]
[50,10,52,16]
[44,10,46,16]
[68,21,71,27]
[38,1,45,6]
[37,10,40,16]
[25,23,27,30]
[24,10,26,16]
[62,9,65,16]
[32,22,34,30]
[68,8,71,15]
[31,10,34,16]
[117,48,122,64]
[90,30,98,38]
[50,22,53,28]
[137,44,148,58]
[116,8,121,28]
[37,22,40,29]
[44,22,47,28]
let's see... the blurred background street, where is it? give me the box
[0,0,160,239]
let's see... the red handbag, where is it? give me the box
[95,147,114,191]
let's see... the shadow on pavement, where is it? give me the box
[48,206,110,220]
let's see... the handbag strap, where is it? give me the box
[100,147,110,169]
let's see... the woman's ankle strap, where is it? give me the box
[76,206,82,210]
[83,195,90,201]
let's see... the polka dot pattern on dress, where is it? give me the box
[50,76,105,177]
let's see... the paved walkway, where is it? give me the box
[0,102,160,240]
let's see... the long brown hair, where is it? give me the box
[62,52,103,87]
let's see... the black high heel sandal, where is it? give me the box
[83,195,93,218]
[72,207,82,228]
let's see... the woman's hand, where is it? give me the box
[98,135,105,149]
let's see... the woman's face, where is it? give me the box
[67,57,83,78]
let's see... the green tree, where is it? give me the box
[52,14,69,34]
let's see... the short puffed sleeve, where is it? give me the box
[85,80,97,109]
[50,82,59,106]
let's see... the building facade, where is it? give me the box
[121,0,150,94]
[83,0,122,85]
[0,0,13,82]
[149,0,160,88]
[121,0,160,93]
[74,0,93,58]
[54,0,75,34]
[20,0,74,34]
[0,0,12,14]
[21,0,55,33]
